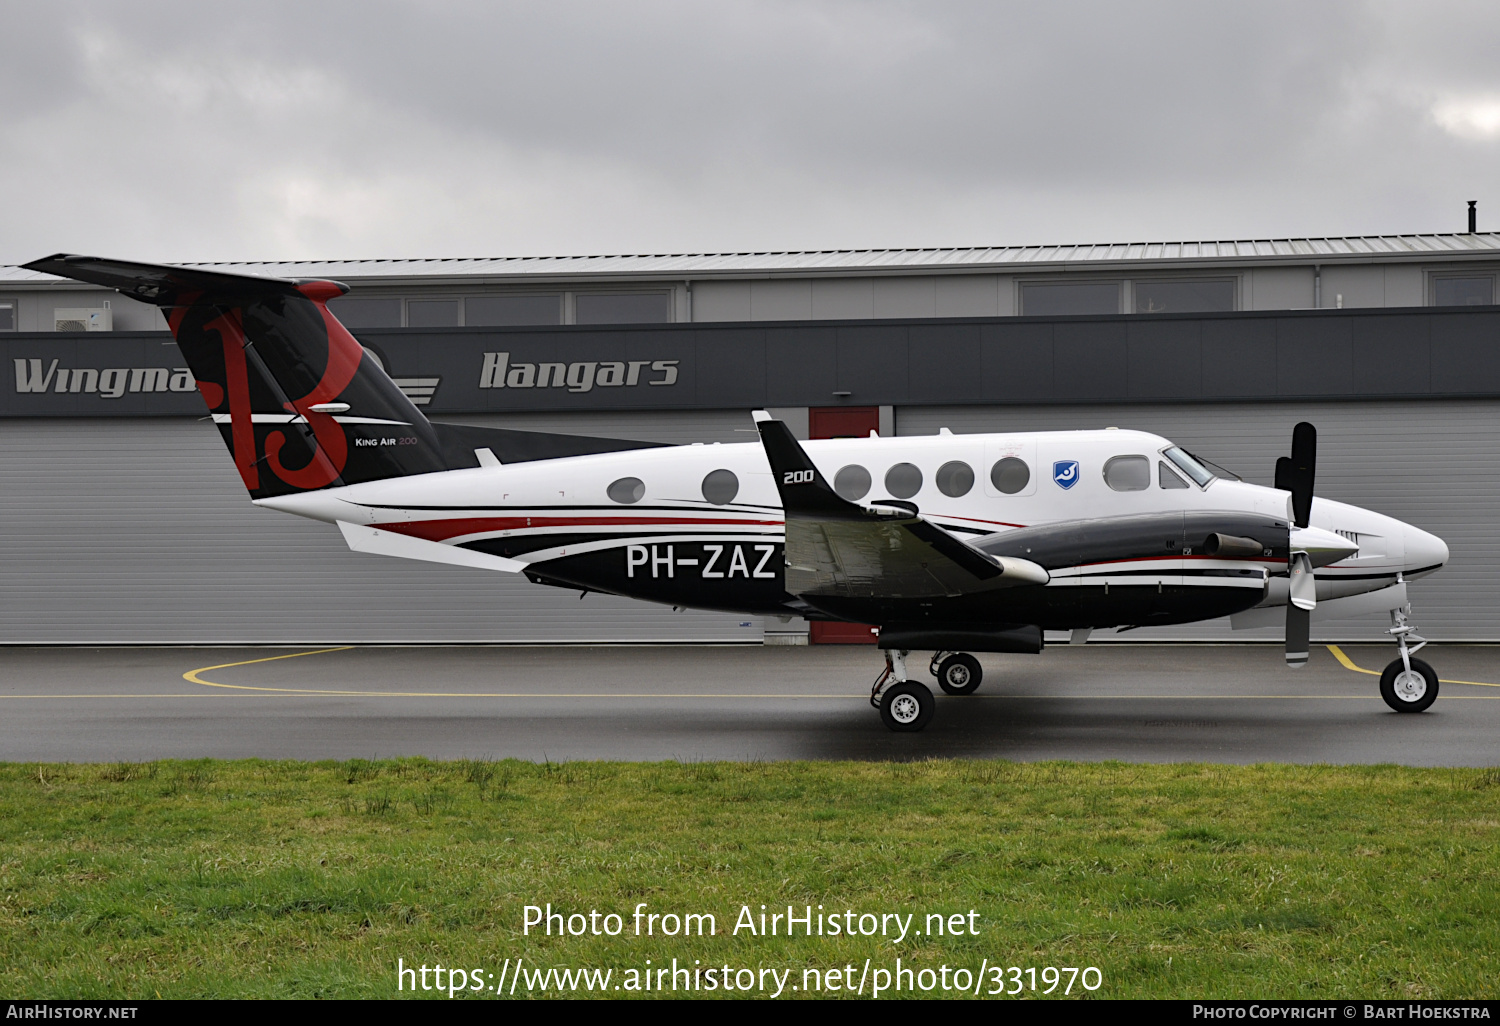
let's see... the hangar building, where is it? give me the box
[3,232,1499,644]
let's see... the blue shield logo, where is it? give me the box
[1052,460,1080,490]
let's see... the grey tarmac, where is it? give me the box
[0,643,1497,765]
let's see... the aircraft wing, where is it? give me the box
[754,412,1048,598]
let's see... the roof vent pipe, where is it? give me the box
[1469,200,1478,234]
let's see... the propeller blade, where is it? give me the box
[1275,422,1317,528]
[1285,550,1316,668]
[1286,604,1310,668]
[1288,550,1316,610]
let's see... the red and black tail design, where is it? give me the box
[23,254,449,499]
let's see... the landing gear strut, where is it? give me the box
[931,651,983,695]
[871,649,935,732]
[1380,606,1438,713]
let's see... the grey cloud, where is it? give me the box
[3,1,1500,262]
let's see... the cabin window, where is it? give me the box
[935,461,975,498]
[834,465,871,501]
[1159,462,1190,489]
[884,463,923,499]
[990,457,1030,495]
[607,477,645,504]
[701,469,739,505]
[1103,455,1150,491]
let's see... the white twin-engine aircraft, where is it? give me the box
[25,254,1450,732]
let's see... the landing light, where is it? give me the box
[310,402,351,414]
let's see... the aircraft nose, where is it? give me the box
[1403,523,1449,573]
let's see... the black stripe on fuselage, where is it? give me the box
[461,530,779,559]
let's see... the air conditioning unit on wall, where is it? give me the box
[54,307,112,332]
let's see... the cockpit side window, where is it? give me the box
[1159,461,1189,489]
[1163,446,1214,487]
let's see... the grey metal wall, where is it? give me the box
[898,399,1498,642]
[2,400,1493,644]
[0,416,764,644]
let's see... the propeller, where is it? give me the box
[1276,422,1317,667]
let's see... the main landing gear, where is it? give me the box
[871,649,987,731]
[870,650,935,732]
[931,651,983,695]
[1380,607,1438,713]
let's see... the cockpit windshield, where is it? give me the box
[1163,446,1215,487]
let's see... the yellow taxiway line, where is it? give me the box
[159,644,1500,700]
[1326,645,1500,687]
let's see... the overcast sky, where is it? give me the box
[2,0,1499,264]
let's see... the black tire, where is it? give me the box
[935,653,983,695]
[880,682,935,732]
[1380,657,1439,713]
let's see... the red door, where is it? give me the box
[807,406,881,644]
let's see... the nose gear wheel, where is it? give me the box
[1380,657,1438,713]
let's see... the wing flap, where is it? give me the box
[754,413,1048,599]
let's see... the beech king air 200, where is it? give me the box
[24,254,1452,731]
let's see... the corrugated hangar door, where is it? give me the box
[897,399,1500,642]
[0,412,765,643]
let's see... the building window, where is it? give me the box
[327,297,403,328]
[407,300,459,327]
[1134,279,1236,313]
[1019,281,1120,316]
[466,295,562,326]
[575,292,672,324]
[0,301,14,331]
[1432,276,1495,307]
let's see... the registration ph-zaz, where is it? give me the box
[626,543,777,579]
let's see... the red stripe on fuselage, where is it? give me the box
[377,515,784,543]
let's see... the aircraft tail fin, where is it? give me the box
[23,253,448,499]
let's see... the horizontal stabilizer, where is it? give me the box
[22,253,310,303]
[337,520,525,573]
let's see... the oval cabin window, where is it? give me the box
[834,465,872,501]
[935,461,975,497]
[884,463,923,499]
[701,469,739,505]
[607,477,646,504]
[990,457,1030,495]
[1103,455,1150,491]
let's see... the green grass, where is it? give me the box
[1,759,1497,999]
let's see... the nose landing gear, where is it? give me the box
[1380,607,1438,713]
[871,649,935,732]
